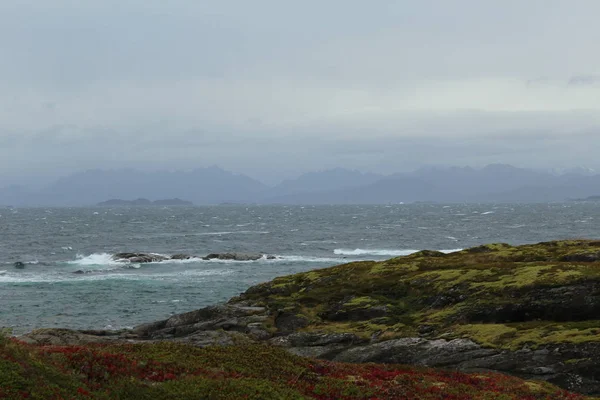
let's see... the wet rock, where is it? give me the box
[113,253,169,263]
[202,253,263,261]
[14,261,25,269]
[171,254,194,260]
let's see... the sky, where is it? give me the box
[1,0,600,186]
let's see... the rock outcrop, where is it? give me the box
[113,253,170,263]
[202,253,264,261]
[21,239,600,396]
[111,252,275,263]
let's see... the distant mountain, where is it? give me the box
[0,185,33,206]
[263,164,600,204]
[571,195,600,202]
[269,168,384,197]
[97,198,193,206]
[264,176,456,204]
[34,167,267,206]
[3,164,600,206]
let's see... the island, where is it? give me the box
[96,198,193,206]
[571,195,600,202]
[6,239,600,398]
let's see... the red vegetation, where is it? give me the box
[0,338,589,399]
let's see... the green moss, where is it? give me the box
[343,296,379,308]
[565,358,592,365]
[455,321,600,350]
[237,239,600,351]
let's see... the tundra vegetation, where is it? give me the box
[0,335,586,399]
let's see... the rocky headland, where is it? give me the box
[11,239,600,398]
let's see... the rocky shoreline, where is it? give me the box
[19,240,600,396]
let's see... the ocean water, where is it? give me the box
[1,203,598,334]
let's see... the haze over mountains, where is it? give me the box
[0,164,599,206]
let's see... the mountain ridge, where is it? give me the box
[2,165,600,206]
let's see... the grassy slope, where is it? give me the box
[0,335,587,399]
[237,240,600,350]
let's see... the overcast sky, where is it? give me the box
[1,0,600,185]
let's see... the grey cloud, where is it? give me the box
[1,0,600,185]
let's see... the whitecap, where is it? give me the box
[68,253,124,268]
[196,231,270,236]
[481,211,495,215]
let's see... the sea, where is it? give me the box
[0,203,598,334]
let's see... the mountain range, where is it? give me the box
[0,164,598,206]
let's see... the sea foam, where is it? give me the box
[68,253,124,268]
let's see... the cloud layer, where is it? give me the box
[1,0,599,184]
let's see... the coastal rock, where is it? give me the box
[274,312,309,332]
[171,254,194,260]
[134,304,269,340]
[14,261,25,269]
[333,338,496,365]
[113,253,169,263]
[202,253,263,261]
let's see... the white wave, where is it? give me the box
[333,248,462,256]
[195,231,270,236]
[68,253,124,267]
[481,211,495,215]
[0,269,236,284]
[0,270,6,275]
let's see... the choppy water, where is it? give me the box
[1,204,598,334]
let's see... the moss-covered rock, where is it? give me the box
[237,240,600,349]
